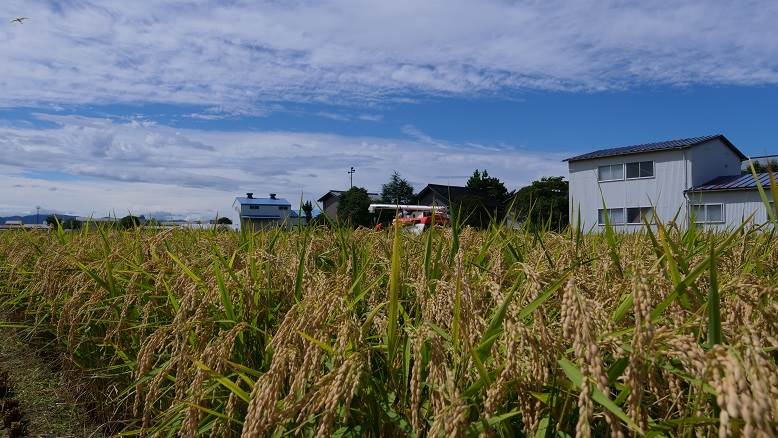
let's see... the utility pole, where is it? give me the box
[348,166,355,188]
[36,205,40,225]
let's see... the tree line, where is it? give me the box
[743,159,778,174]
[44,215,233,230]
[332,170,569,231]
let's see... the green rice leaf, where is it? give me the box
[558,357,643,434]
[387,217,402,365]
[707,240,722,346]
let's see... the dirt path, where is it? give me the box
[0,327,103,438]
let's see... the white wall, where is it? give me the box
[686,190,774,231]
[323,198,339,219]
[568,149,690,231]
[239,204,290,219]
[687,139,742,186]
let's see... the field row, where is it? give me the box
[0,223,776,436]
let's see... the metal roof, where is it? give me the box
[418,184,501,209]
[234,197,291,206]
[565,135,746,162]
[687,173,774,192]
[317,190,381,202]
[418,184,471,201]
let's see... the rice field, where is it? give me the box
[0,218,776,437]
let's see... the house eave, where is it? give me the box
[565,135,747,163]
[685,187,759,194]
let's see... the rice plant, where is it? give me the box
[0,215,776,437]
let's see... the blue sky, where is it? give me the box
[2,1,777,219]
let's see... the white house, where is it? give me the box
[566,135,775,231]
[233,193,296,230]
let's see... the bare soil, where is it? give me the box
[0,326,103,438]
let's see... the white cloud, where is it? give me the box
[0,114,566,217]
[358,114,384,122]
[1,0,776,109]
[316,111,350,122]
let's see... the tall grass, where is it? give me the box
[0,216,776,437]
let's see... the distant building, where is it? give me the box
[417,184,501,210]
[317,190,381,219]
[417,184,471,206]
[742,155,778,172]
[0,220,23,230]
[288,210,307,226]
[566,134,775,231]
[0,220,48,231]
[233,193,292,230]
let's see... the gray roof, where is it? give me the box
[565,135,746,162]
[687,173,774,192]
[317,190,380,202]
[418,184,502,208]
[235,197,291,206]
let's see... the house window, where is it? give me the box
[249,205,260,210]
[279,206,289,210]
[626,207,654,224]
[598,164,624,182]
[626,161,654,179]
[598,208,625,225]
[691,204,724,224]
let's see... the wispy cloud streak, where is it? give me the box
[1,0,777,109]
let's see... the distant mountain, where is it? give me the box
[0,214,78,225]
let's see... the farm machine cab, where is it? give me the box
[368,204,450,234]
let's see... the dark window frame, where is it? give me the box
[626,160,654,180]
[626,207,654,224]
[598,207,626,225]
[691,203,725,224]
[597,164,625,182]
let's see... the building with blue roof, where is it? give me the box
[567,135,775,231]
[233,193,302,230]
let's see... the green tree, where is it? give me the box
[380,171,415,205]
[743,159,778,174]
[44,215,81,230]
[216,217,233,225]
[451,194,495,229]
[309,213,329,227]
[45,214,59,227]
[63,218,82,230]
[337,187,373,227]
[302,201,314,223]
[451,169,510,228]
[119,215,142,229]
[466,169,509,203]
[511,176,569,231]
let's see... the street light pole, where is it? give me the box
[36,205,40,225]
[348,166,355,188]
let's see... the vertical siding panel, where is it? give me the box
[688,191,772,231]
[568,149,689,230]
[688,139,742,186]
[568,140,755,233]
